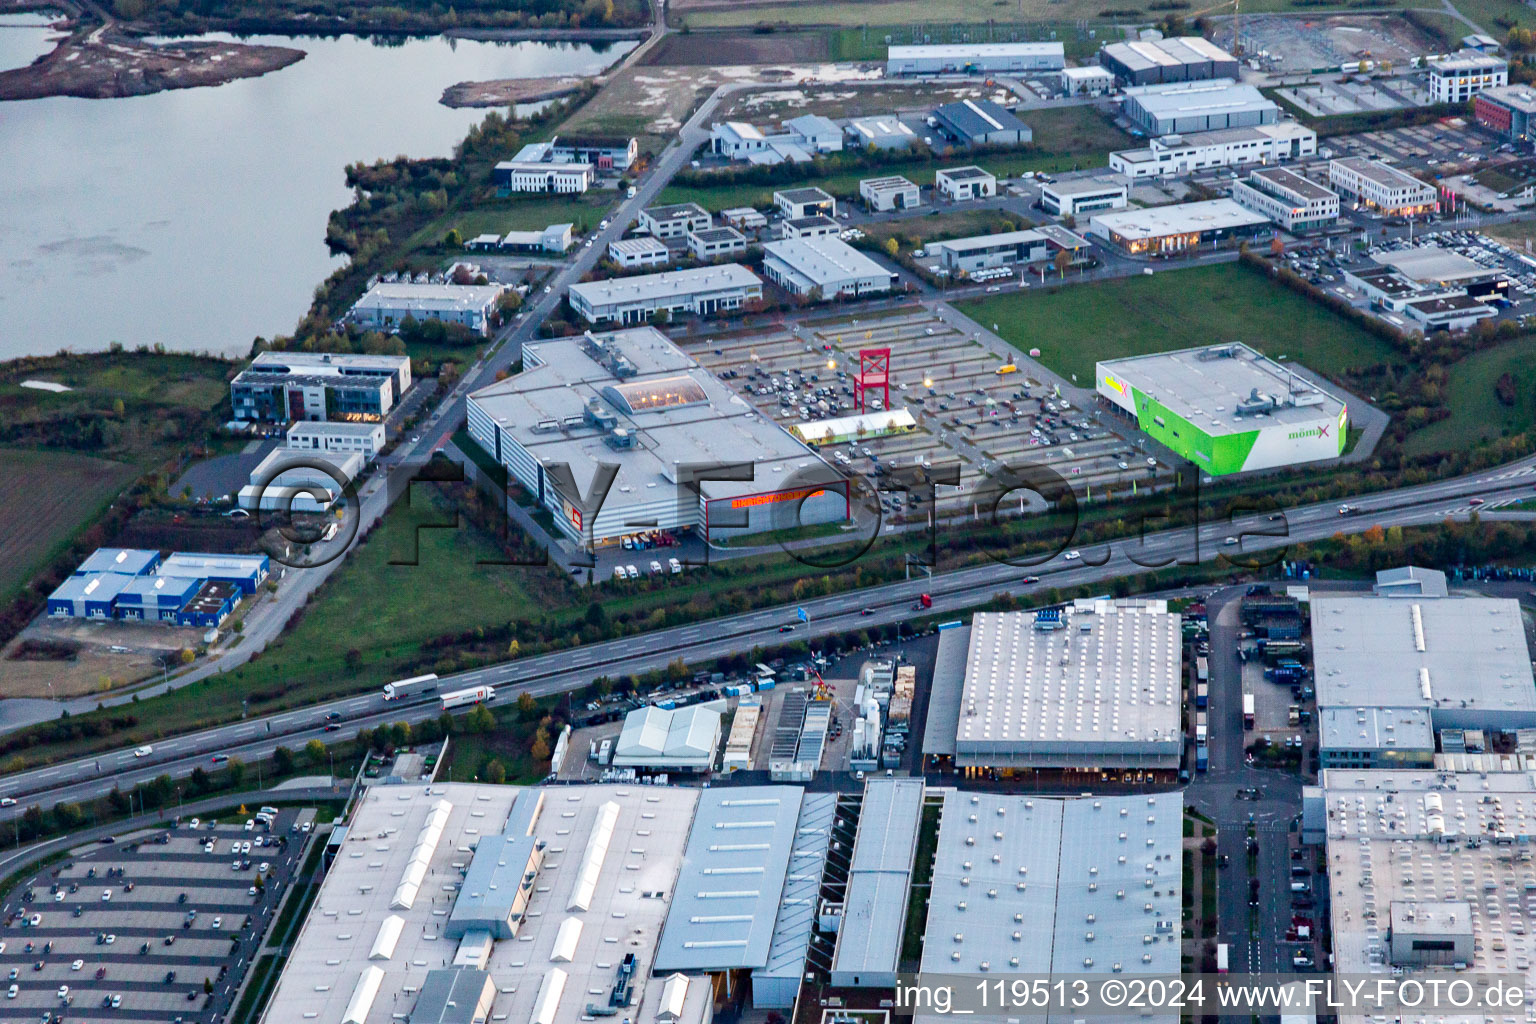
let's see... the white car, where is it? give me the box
[248,886,258,896]
[668,558,682,575]
[211,918,222,929]
[103,935,114,945]
[1063,550,1081,561]
[133,746,152,758]
[258,863,269,874]
[101,890,111,901]
[612,566,626,580]
[111,994,122,1007]
[649,560,663,575]
[241,841,251,854]
[5,984,15,999]
[0,798,15,807]
[70,961,82,972]
[625,565,639,580]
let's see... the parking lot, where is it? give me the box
[678,309,1160,528]
[0,808,314,1024]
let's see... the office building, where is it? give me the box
[762,236,897,298]
[929,226,1091,274]
[1427,50,1508,104]
[843,115,921,151]
[1122,78,1277,136]
[935,165,997,201]
[492,161,595,195]
[1473,84,1536,139]
[567,265,763,325]
[1096,343,1348,474]
[687,225,748,260]
[886,42,1065,75]
[231,351,412,423]
[466,328,845,547]
[931,99,1032,146]
[780,214,840,239]
[709,115,842,165]
[1110,122,1316,178]
[1099,36,1239,85]
[1328,157,1439,216]
[722,207,768,231]
[284,420,387,462]
[639,203,711,240]
[859,175,921,211]
[467,223,574,253]
[349,281,506,336]
[1087,198,1269,255]
[1040,175,1129,216]
[1318,706,1435,769]
[1060,64,1117,95]
[548,133,639,170]
[608,236,671,270]
[773,187,836,219]
[1230,166,1340,232]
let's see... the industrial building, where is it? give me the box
[923,601,1183,775]
[723,207,767,231]
[639,203,712,240]
[773,187,836,219]
[260,785,711,1024]
[1095,343,1348,474]
[1402,292,1499,332]
[1099,36,1239,85]
[548,133,639,170]
[1321,768,1536,1024]
[608,236,672,270]
[935,165,997,201]
[1473,84,1536,139]
[567,265,763,325]
[1122,78,1277,136]
[1040,175,1129,216]
[1229,166,1340,232]
[858,175,921,211]
[653,786,835,1006]
[931,99,1032,146]
[885,42,1065,76]
[1318,706,1435,769]
[47,548,267,626]
[843,116,921,151]
[1374,564,1449,598]
[467,223,574,253]
[687,225,748,261]
[927,228,1056,274]
[238,446,363,512]
[1374,245,1510,302]
[708,115,843,165]
[1427,50,1508,104]
[349,280,506,336]
[1311,594,1536,733]
[1087,198,1270,255]
[612,705,722,772]
[492,160,595,195]
[916,790,1182,1020]
[1061,64,1117,95]
[465,328,846,547]
[829,778,925,987]
[231,351,412,424]
[1109,122,1316,178]
[762,236,897,298]
[779,215,840,239]
[1328,157,1439,217]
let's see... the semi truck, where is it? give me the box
[383,674,439,701]
[441,685,495,711]
[1196,656,1209,683]
[1216,943,1229,974]
[1196,683,1208,709]
[1195,744,1209,772]
[1243,693,1256,729]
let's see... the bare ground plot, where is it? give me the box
[718,79,999,121]
[1,616,205,698]
[0,448,137,600]
[1212,12,1436,75]
[640,30,831,64]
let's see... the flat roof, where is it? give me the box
[1043,174,1129,197]
[845,117,916,141]
[654,787,804,971]
[1430,49,1508,72]
[783,214,839,230]
[49,572,132,605]
[933,99,1030,137]
[159,552,268,577]
[921,624,971,758]
[1097,342,1348,434]
[931,228,1048,254]
[954,602,1182,765]
[1103,35,1235,72]
[183,580,240,616]
[690,226,745,244]
[860,174,918,191]
[1330,156,1433,192]
[1250,166,1336,202]
[1089,198,1268,240]
[1346,266,1419,297]
[755,792,836,982]
[249,350,409,374]
[287,420,385,437]
[1319,706,1435,754]
[644,202,709,221]
[888,42,1065,59]
[1407,293,1494,314]
[75,548,159,576]
[611,236,670,256]
[568,265,761,308]
[352,281,503,314]
[774,187,835,204]
[763,236,895,287]
[831,779,924,978]
[1480,83,1536,113]
[937,165,995,181]
[116,573,200,603]
[1376,245,1498,283]
[1155,120,1315,149]
[262,784,703,1024]
[1124,78,1274,120]
[1311,595,1536,714]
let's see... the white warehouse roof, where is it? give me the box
[613,704,722,768]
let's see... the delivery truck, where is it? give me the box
[441,685,495,711]
[1243,693,1256,729]
[383,674,439,701]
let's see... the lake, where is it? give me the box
[0,32,633,362]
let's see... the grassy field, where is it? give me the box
[1450,0,1535,32]
[955,262,1401,383]
[0,448,138,600]
[411,192,614,248]
[1403,340,1536,456]
[671,0,1357,28]
[825,22,1123,61]
[862,208,1026,249]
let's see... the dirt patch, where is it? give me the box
[0,618,200,699]
[641,30,829,64]
[0,448,138,600]
[1213,12,1434,75]
[440,74,588,108]
[0,29,304,101]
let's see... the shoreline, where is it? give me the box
[439,74,589,108]
[0,29,304,101]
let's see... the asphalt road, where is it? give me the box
[2,450,1534,815]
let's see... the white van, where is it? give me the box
[668,558,682,575]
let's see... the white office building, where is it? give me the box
[1060,64,1117,95]
[762,236,897,298]
[708,115,843,165]
[1041,175,1129,216]
[780,214,840,239]
[1230,166,1340,232]
[284,420,387,461]
[492,161,594,194]
[859,175,921,212]
[568,265,763,325]
[639,203,712,240]
[1428,50,1508,103]
[1328,157,1439,216]
[886,42,1065,75]
[349,281,505,336]
[936,165,997,200]
[773,187,837,219]
[687,225,748,260]
[1110,122,1317,179]
[608,236,671,270]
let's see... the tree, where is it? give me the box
[111,398,126,417]
[273,746,295,775]
[497,290,522,316]
[344,648,363,671]
[883,237,900,258]
[484,759,507,784]
[507,639,521,658]
[1053,249,1071,279]
[516,692,538,719]
[466,705,495,734]
[304,740,327,765]
[204,978,214,995]
[189,767,211,794]
[1269,236,1285,257]
[531,728,552,762]
[179,648,195,665]
[444,228,463,248]
[226,758,246,788]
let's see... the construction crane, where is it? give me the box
[1184,0,1243,57]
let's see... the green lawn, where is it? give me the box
[955,262,1401,384]
[411,193,612,249]
[1403,340,1536,456]
[826,22,1122,61]
[1450,0,1535,32]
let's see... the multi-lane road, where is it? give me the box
[2,448,1533,816]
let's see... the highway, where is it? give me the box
[1,449,1532,816]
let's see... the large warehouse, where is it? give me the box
[1122,78,1278,136]
[924,601,1183,777]
[567,265,763,325]
[886,42,1065,75]
[1087,198,1269,255]
[1096,343,1348,474]
[761,236,897,298]
[1099,36,1238,85]
[466,327,846,548]
[612,705,722,772]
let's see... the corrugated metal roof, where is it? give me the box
[755,792,837,982]
[831,779,925,977]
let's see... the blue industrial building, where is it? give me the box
[158,553,270,594]
[73,548,161,577]
[46,574,133,619]
[115,575,203,623]
[177,581,242,628]
[46,548,264,627]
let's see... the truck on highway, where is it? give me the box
[1243,693,1256,729]
[913,593,932,611]
[440,685,495,711]
[383,674,439,701]
[1216,943,1229,974]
